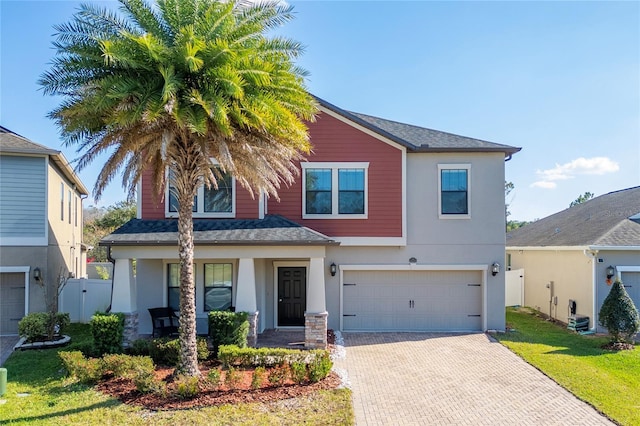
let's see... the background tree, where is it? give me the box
[570,191,594,207]
[41,0,316,377]
[505,181,529,231]
[598,280,640,345]
[84,201,136,262]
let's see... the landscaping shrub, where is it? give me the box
[102,354,154,380]
[18,312,70,342]
[290,361,308,384]
[207,368,221,387]
[251,366,267,389]
[217,345,326,368]
[127,338,151,356]
[268,363,290,386]
[308,352,333,382]
[90,312,124,355]
[224,367,243,390]
[599,279,640,343]
[149,337,209,366]
[65,341,97,358]
[174,375,200,399]
[59,351,103,384]
[208,311,249,352]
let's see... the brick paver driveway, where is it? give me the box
[337,333,613,425]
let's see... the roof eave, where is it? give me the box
[99,239,340,247]
[410,146,522,155]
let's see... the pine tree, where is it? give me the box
[598,280,640,343]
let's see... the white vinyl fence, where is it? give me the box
[505,269,525,307]
[59,278,112,323]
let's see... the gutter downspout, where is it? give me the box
[583,249,598,332]
[106,245,115,313]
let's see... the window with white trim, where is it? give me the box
[204,263,233,311]
[167,263,180,312]
[302,162,368,219]
[166,166,235,218]
[438,164,471,218]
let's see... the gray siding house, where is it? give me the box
[0,126,89,335]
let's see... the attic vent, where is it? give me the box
[554,228,560,234]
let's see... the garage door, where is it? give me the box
[621,272,640,311]
[343,270,482,332]
[1,272,26,335]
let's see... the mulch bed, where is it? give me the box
[95,330,341,411]
[601,342,635,351]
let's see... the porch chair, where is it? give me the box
[148,307,179,338]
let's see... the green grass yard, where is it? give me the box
[494,307,640,426]
[0,324,353,425]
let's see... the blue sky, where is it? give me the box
[1,1,638,221]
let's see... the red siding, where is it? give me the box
[140,168,259,219]
[268,113,403,237]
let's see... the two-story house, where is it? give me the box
[101,97,520,347]
[0,126,89,335]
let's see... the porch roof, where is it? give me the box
[100,215,339,246]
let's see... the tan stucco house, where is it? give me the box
[0,126,89,335]
[506,186,640,332]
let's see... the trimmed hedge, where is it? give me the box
[208,311,249,352]
[217,345,329,368]
[90,312,125,355]
[599,279,640,343]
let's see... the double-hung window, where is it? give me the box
[166,166,235,218]
[204,263,233,311]
[167,264,180,312]
[302,162,368,219]
[438,164,471,218]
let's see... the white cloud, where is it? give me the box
[530,157,619,189]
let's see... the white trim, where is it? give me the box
[591,255,597,332]
[438,163,471,219]
[0,266,31,321]
[136,181,142,219]
[301,162,369,219]
[507,246,588,251]
[318,105,408,151]
[617,266,640,281]
[272,260,309,329]
[589,246,640,251]
[258,191,265,219]
[165,166,236,218]
[44,156,50,243]
[339,264,488,332]
[334,236,407,246]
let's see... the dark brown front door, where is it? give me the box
[278,267,306,327]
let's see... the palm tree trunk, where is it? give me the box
[177,197,200,377]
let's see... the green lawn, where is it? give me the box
[0,324,353,425]
[494,307,640,426]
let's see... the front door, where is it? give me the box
[278,267,306,327]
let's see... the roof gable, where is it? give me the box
[507,186,640,247]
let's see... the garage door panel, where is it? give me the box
[1,272,26,335]
[343,270,482,332]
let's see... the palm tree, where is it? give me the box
[40,0,317,376]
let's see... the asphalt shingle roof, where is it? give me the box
[0,125,59,155]
[100,215,338,246]
[315,96,521,154]
[506,186,640,247]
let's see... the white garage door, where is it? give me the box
[343,270,483,332]
[1,272,26,335]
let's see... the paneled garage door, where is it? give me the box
[342,270,483,332]
[621,272,640,312]
[1,272,26,335]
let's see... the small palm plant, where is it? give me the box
[598,280,640,345]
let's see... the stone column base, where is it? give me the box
[305,311,328,349]
[122,311,139,348]
[247,311,259,347]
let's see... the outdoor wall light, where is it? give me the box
[606,265,615,280]
[491,262,500,276]
[330,262,337,277]
[33,267,42,281]
[409,257,417,264]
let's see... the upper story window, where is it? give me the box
[166,166,235,218]
[302,162,368,219]
[438,164,471,219]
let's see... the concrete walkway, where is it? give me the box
[337,333,614,426]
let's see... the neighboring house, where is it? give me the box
[506,187,640,332]
[0,126,89,335]
[101,96,520,347]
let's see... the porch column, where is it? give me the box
[305,257,328,349]
[110,258,138,345]
[235,258,258,347]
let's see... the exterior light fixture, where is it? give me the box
[33,267,42,281]
[606,265,615,280]
[491,262,500,276]
[330,262,337,277]
[409,257,417,264]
